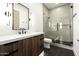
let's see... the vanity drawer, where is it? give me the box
[0,41,18,56]
[18,40,23,56]
[0,34,44,56]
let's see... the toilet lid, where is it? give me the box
[44,38,52,43]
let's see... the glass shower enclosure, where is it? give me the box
[43,4,73,46]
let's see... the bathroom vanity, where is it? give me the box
[0,3,44,56]
[0,32,44,56]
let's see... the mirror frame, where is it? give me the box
[12,3,29,30]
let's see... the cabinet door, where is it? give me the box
[31,36,38,56]
[0,41,18,56]
[37,36,41,55]
[9,41,18,56]
[0,44,13,56]
[11,41,18,56]
[27,38,32,56]
[23,38,32,56]
[39,34,44,54]
[18,40,23,56]
[31,35,44,56]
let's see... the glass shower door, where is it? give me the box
[47,17,72,44]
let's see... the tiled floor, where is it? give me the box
[44,45,74,56]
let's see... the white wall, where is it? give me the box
[0,3,43,36]
[0,3,17,36]
[22,3,43,33]
[73,4,79,56]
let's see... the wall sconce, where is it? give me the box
[5,11,11,17]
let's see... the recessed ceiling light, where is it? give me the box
[55,3,59,4]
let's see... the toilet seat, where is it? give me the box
[44,38,52,48]
[44,38,52,43]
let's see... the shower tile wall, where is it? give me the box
[43,4,73,42]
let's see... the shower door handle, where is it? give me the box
[57,23,59,31]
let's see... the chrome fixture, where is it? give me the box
[18,28,26,34]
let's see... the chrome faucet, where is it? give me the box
[18,28,26,34]
[22,28,25,34]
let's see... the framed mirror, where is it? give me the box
[12,3,29,30]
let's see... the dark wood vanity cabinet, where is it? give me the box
[0,34,44,56]
[22,34,44,56]
[18,40,23,56]
[0,41,18,56]
[39,34,44,53]
[31,34,44,56]
[31,36,39,56]
[23,38,32,56]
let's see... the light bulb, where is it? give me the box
[55,3,59,4]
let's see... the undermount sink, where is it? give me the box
[0,32,44,45]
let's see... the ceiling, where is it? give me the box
[43,3,70,10]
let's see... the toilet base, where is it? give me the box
[44,43,51,48]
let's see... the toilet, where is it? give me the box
[44,38,52,48]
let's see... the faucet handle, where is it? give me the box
[18,32,21,34]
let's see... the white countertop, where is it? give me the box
[0,32,44,45]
